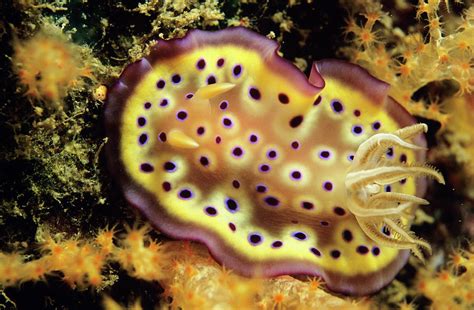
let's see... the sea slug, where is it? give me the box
[105,27,443,295]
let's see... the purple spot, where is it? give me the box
[156,79,165,89]
[310,247,321,257]
[222,117,233,128]
[372,247,381,256]
[232,180,240,189]
[197,126,205,135]
[323,181,333,191]
[160,98,169,107]
[204,206,217,216]
[158,132,167,142]
[266,149,278,160]
[313,96,322,106]
[137,117,146,127]
[215,136,222,144]
[162,182,171,192]
[259,164,271,173]
[319,150,331,160]
[176,110,188,121]
[386,147,394,158]
[233,64,242,77]
[207,75,216,85]
[400,154,407,163]
[333,207,346,216]
[278,93,289,104]
[385,185,392,192]
[199,156,209,167]
[356,245,369,254]
[232,146,244,158]
[320,221,329,227]
[342,230,353,242]
[331,100,344,113]
[217,58,225,67]
[140,163,154,173]
[347,154,354,161]
[291,141,300,149]
[196,58,206,70]
[185,93,194,99]
[163,161,177,172]
[219,100,228,110]
[256,184,267,193]
[249,87,261,100]
[171,74,181,84]
[228,222,236,231]
[225,198,239,213]
[138,133,148,145]
[289,115,303,128]
[292,231,307,241]
[330,250,341,259]
[400,178,407,184]
[290,170,302,181]
[271,241,283,248]
[248,233,263,245]
[144,102,152,109]
[352,125,364,135]
[372,121,381,130]
[301,201,314,210]
[178,188,193,200]
[249,134,258,144]
[354,109,361,117]
[264,196,279,207]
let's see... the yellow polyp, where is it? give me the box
[193,83,236,100]
[167,130,199,149]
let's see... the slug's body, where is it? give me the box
[105,28,443,295]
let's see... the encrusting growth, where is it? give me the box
[346,123,445,260]
[341,1,474,129]
[0,225,169,288]
[12,24,94,103]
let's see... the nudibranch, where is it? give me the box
[105,27,444,295]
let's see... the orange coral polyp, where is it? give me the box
[13,26,91,102]
[354,27,381,47]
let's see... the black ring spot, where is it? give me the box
[357,245,369,254]
[162,182,171,192]
[249,87,261,100]
[313,96,322,106]
[289,115,303,128]
[196,59,206,69]
[310,247,321,256]
[205,206,217,216]
[272,241,283,248]
[333,207,346,216]
[156,79,165,89]
[264,196,279,207]
[199,156,209,166]
[171,74,181,83]
[278,93,289,104]
[137,117,146,127]
[163,161,176,171]
[179,189,192,199]
[330,250,341,258]
[140,163,154,172]
[342,230,353,242]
